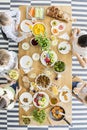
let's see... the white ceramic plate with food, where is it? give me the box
[19,92,33,106]
[20,20,32,32]
[32,22,46,35]
[40,51,57,66]
[58,42,71,54]
[57,23,66,32]
[51,20,59,27]
[22,42,30,50]
[35,74,51,90]
[51,27,59,35]
[20,55,33,69]
[59,86,72,103]
[33,92,49,108]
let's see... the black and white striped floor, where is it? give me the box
[0,0,87,130]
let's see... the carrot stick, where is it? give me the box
[29,7,35,17]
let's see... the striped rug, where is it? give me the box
[0,0,87,130]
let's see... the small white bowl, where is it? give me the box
[51,27,59,36]
[57,23,66,32]
[22,42,30,50]
[32,53,40,61]
[51,20,59,27]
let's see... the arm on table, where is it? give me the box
[10,9,21,30]
[5,30,27,42]
[73,51,87,68]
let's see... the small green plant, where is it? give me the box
[35,33,50,51]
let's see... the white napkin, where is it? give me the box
[22,67,34,74]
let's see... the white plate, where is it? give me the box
[40,51,57,66]
[20,20,32,32]
[20,55,33,69]
[33,92,49,108]
[59,86,72,103]
[57,23,66,32]
[58,42,71,54]
[19,92,33,106]
[22,42,30,50]
[51,20,59,27]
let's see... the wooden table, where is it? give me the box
[18,5,72,126]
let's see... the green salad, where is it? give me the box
[33,109,46,123]
[54,61,65,72]
[35,33,50,51]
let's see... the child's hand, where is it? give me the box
[83,58,87,64]
[73,28,80,35]
[15,24,19,31]
[26,32,32,38]
[10,80,16,85]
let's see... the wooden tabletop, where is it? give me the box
[18,5,72,126]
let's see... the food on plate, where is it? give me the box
[22,42,30,50]
[59,46,66,50]
[36,74,50,89]
[59,86,71,103]
[20,20,32,32]
[33,92,49,108]
[51,27,59,35]
[23,98,28,103]
[35,34,50,51]
[50,97,58,106]
[22,116,31,125]
[50,106,64,120]
[27,7,44,19]
[35,7,44,19]
[32,53,40,61]
[22,76,29,83]
[20,55,33,69]
[51,20,59,27]
[57,23,66,32]
[50,35,56,41]
[25,22,31,26]
[41,51,57,66]
[30,82,38,93]
[46,6,72,22]
[33,109,46,123]
[32,22,45,35]
[58,33,70,40]
[30,37,38,46]
[22,76,30,89]
[52,39,58,46]
[54,61,65,72]
[58,42,71,54]
[8,69,19,80]
[29,7,35,17]
[19,92,33,105]
[62,91,68,100]
[50,85,58,95]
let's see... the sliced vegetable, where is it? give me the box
[29,7,35,17]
